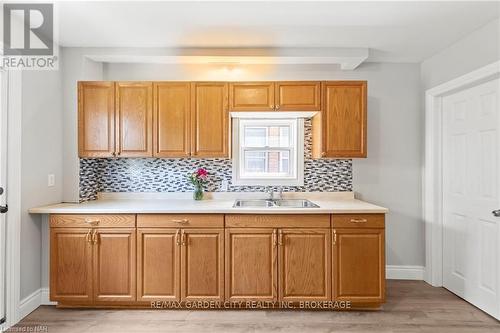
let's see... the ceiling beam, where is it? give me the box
[86,47,369,70]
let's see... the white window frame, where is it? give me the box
[232,117,304,186]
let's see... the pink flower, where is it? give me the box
[196,168,208,177]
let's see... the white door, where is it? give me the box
[443,78,500,319]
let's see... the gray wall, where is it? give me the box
[61,51,423,267]
[421,18,499,90]
[61,48,104,202]
[21,64,63,299]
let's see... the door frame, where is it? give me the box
[424,60,500,287]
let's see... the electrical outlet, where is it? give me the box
[48,174,55,187]
[221,179,229,191]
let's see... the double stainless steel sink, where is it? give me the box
[233,199,319,208]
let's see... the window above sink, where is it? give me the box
[232,117,304,186]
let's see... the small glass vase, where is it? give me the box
[193,185,204,200]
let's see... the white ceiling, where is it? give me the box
[57,1,500,63]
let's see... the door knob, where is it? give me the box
[493,210,500,217]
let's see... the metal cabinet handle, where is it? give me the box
[493,210,500,217]
[272,229,277,246]
[112,152,116,157]
[175,229,180,246]
[270,104,275,110]
[84,218,100,225]
[278,230,283,246]
[276,105,280,110]
[181,230,186,246]
[85,229,92,243]
[350,218,368,223]
[171,219,189,224]
[92,230,98,244]
[321,152,326,157]
[333,229,337,245]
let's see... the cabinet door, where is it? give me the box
[94,228,136,303]
[229,82,275,111]
[191,83,229,157]
[137,229,180,302]
[153,83,191,157]
[116,82,153,157]
[78,82,115,157]
[322,81,367,157]
[225,228,278,301]
[50,228,93,304]
[333,228,385,303]
[181,228,224,301]
[279,229,331,301]
[275,81,321,111]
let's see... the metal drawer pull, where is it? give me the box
[84,218,100,225]
[350,218,368,223]
[278,230,283,246]
[272,229,277,246]
[171,219,189,224]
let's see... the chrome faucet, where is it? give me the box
[265,187,284,200]
[265,187,274,200]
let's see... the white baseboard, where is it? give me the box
[41,288,56,305]
[386,265,425,280]
[18,289,41,320]
[18,288,55,321]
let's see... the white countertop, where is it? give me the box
[28,192,388,214]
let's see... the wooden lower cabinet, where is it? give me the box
[181,229,224,301]
[225,228,278,301]
[94,228,136,303]
[279,229,331,301]
[50,228,93,304]
[332,228,385,304]
[137,229,180,301]
[50,213,385,308]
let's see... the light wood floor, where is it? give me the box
[13,281,500,332]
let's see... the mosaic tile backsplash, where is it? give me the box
[79,121,353,201]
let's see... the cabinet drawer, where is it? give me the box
[137,214,224,228]
[225,214,330,228]
[50,214,135,228]
[332,214,384,228]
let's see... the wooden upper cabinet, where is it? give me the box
[137,228,180,302]
[116,82,153,157]
[181,228,224,301]
[332,228,385,304]
[320,81,367,157]
[275,82,321,111]
[50,228,93,304]
[279,229,331,301]
[229,82,275,111]
[191,82,229,158]
[153,83,191,157]
[93,228,136,303]
[78,82,115,158]
[225,228,278,301]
